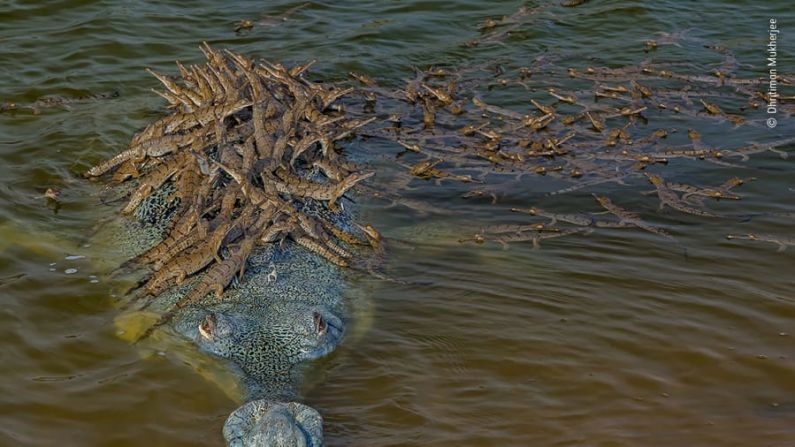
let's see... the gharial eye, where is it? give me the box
[313,312,327,336]
[199,314,216,340]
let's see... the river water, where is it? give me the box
[1,1,793,446]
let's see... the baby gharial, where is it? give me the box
[175,301,345,446]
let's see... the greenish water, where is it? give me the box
[1,1,794,446]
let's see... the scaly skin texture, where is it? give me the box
[223,401,323,447]
[180,304,344,399]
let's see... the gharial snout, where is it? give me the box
[223,400,323,447]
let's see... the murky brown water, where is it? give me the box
[1,1,794,446]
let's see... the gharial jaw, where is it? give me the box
[223,400,323,447]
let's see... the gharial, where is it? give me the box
[87,44,382,446]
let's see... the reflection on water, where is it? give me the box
[1,1,793,446]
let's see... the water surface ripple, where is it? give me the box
[1,1,793,446]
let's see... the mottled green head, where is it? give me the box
[191,304,344,382]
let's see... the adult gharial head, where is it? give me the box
[192,304,344,375]
[176,303,344,446]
